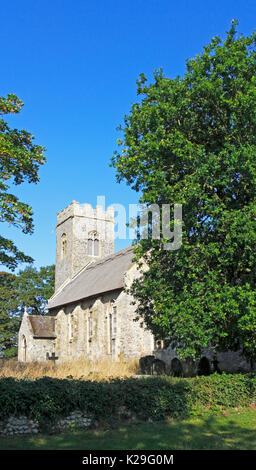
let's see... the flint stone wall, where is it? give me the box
[0,411,92,436]
[53,285,154,362]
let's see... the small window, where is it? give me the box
[61,233,67,259]
[88,232,100,257]
[87,309,93,359]
[94,238,99,256]
[88,239,93,256]
[109,302,117,356]
[22,335,27,362]
[113,306,117,335]
[89,310,93,337]
[69,314,74,340]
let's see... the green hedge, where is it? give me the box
[0,373,255,429]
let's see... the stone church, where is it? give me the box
[18,201,154,363]
[18,200,254,373]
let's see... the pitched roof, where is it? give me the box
[28,315,56,338]
[47,245,136,310]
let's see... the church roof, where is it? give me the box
[47,245,136,310]
[28,315,56,338]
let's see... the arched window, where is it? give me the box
[109,301,117,357]
[61,233,67,259]
[69,313,74,340]
[94,238,99,256]
[88,239,92,255]
[22,335,27,362]
[87,307,93,359]
[89,309,93,337]
[88,231,100,257]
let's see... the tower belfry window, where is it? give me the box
[88,232,100,257]
[94,238,99,256]
[88,239,93,256]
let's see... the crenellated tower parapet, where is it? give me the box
[55,201,115,291]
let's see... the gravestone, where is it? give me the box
[170,358,183,377]
[197,356,211,376]
[46,352,59,365]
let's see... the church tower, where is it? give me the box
[55,201,115,291]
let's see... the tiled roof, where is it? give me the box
[29,315,56,338]
[48,245,136,310]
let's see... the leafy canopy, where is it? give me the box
[111,21,256,363]
[0,265,55,358]
[0,272,20,358]
[0,94,46,269]
[13,264,55,315]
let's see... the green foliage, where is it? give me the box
[13,265,55,315]
[189,373,256,412]
[0,93,46,270]
[0,273,20,358]
[0,265,55,357]
[0,374,255,429]
[111,21,256,363]
[1,410,256,450]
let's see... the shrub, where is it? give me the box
[0,373,255,430]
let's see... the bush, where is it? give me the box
[0,373,255,430]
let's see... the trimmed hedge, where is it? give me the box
[0,373,255,429]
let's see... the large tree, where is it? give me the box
[0,93,46,269]
[0,272,20,358]
[13,264,55,315]
[111,21,256,364]
[0,265,55,357]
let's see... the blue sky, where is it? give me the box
[1,0,256,271]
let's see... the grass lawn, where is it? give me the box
[0,409,255,450]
